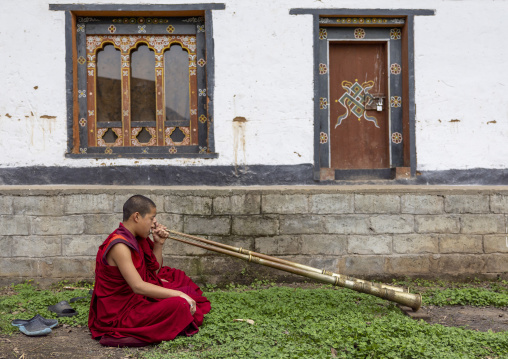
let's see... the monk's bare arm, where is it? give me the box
[107,243,196,314]
[152,242,163,273]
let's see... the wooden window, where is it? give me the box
[73,16,212,157]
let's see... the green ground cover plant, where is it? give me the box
[1,279,508,358]
[143,285,508,359]
[393,278,508,307]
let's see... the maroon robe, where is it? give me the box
[88,223,211,343]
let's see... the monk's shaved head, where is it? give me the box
[123,195,156,222]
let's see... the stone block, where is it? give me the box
[165,195,212,215]
[339,256,385,276]
[0,196,13,214]
[348,235,392,255]
[279,255,339,275]
[278,235,302,255]
[323,215,372,234]
[262,194,309,214]
[309,194,354,214]
[255,235,301,255]
[163,237,210,256]
[490,195,508,213]
[12,236,62,257]
[415,215,460,233]
[113,194,164,213]
[445,195,489,214]
[39,257,95,278]
[354,194,400,214]
[385,256,431,274]
[232,216,279,236]
[161,256,202,276]
[62,235,104,256]
[279,215,325,234]
[393,234,439,254]
[209,236,255,252]
[300,234,347,255]
[0,236,12,257]
[32,216,84,235]
[156,213,184,232]
[198,255,246,277]
[484,235,508,253]
[437,255,485,274]
[83,214,120,235]
[13,196,64,216]
[401,195,444,214]
[300,255,340,274]
[0,258,38,277]
[0,215,30,235]
[485,254,508,272]
[166,236,254,256]
[439,234,483,254]
[184,216,231,235]
[460,214,505,234]
[65,194,113,214]
[213,194,260,215]
[369,215,414,234]
[254,236,278,255]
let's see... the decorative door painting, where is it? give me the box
[318,23,404,175]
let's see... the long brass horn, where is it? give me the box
[166,230,422,311]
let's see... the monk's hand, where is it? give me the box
[180,294,197,315]
[152,221,169,245]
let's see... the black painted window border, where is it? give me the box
[290,8,435,181]
[49,3,225,159]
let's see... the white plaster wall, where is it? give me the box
[0,0,507,170]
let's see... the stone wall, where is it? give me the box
[1,186,507,286]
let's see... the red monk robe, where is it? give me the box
[88,223,211,344]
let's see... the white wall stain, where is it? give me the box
[232,117,247,175]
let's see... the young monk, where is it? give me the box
[88,195,211,347]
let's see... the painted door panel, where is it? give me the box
[317,25,404,176]
[329,42,389,169]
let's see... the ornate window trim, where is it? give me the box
[50,4,225,158]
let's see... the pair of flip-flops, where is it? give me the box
[11,314,58,336]
[48,300,78,317]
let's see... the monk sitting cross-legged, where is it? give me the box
[88,195,211,347]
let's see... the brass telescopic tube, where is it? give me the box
[166,232,422,311]
[168,229,407,293]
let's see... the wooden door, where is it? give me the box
[329,42,389,169]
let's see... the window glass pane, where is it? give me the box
[164,44,190,123]
[131,45,156,122]
[97,44,121,122]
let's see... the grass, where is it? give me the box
[1,279,508,358]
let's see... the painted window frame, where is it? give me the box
[290,8,435,181]
[50,3,225,159]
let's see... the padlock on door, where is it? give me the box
[365,94,385,112]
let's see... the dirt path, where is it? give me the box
[0,326,148,359]
[424,305,508,332]
[1,306,507,359]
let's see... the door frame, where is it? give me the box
[319,18,407,181]
[288,8,435,181]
